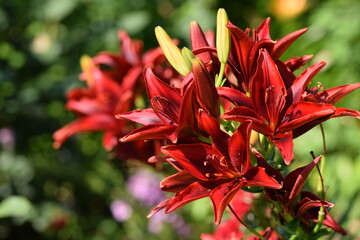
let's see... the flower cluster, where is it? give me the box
[53,31,179,161]
[55,8,360,239]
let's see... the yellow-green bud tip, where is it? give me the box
[155,26,191,76]
[216,8,230,64]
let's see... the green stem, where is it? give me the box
[228,204,266,240]
[198,135,212,144]
[314,123,327,234]
[216,63,226,87]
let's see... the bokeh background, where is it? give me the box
[1,0,360,239]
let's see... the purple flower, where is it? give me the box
[127,169,165,206]
[110,200,132,222]
[0,128,15,149]
[148,211,191,237]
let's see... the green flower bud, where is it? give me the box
[216,8,230,64]
[155,26,191,76]
[181,47,195,70]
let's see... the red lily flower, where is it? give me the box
[227,18,309,93]
[255,152,346,235]
[149,112,281,224]
[222,49,336,164]
[119,58,220,143]
[294,191,347,236]
[293,82,360,137]
[118,66,197,143]
[53,32,171,161]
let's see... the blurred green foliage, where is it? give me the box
[0,0,359,239]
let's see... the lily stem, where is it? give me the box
[216,63,226,87]
[228,204,266,240]
[314,123,327,234]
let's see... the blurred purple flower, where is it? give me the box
[0,128,15,149]
[110,200,132,222]
[148,211,190,237]
[127,169,164,206]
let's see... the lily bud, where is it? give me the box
[155,26,191,76]
[216,8,230,64]
[80,55,95,87]
[192,58,220,118]
[181,47,195,69]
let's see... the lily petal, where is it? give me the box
[315,82,360,104]
[53,114,117,149]
[198,109,230,158]
[287,61,326,104]
[279,102,336,132]
[283,156,322,206]
[161,144,225,181]
[120,123,178,142]
[192,58,220,118]
[160,170,198,193]
[228,121,252,174]
[243,166,282,189]
[165,181,211,213]
[116,108,162,125]
[269,132,294,165]
[272,28,308,59]
[210,180,244,224]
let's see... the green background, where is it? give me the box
[0,0,359,239]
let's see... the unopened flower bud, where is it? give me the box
[155,26,191,76]
[216,8,230,64]
[181,47,195,69]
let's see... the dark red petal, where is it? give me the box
[283,156,322,206]
[210,180,244,224]
[102,131,117,151]
[287,62,326,104]
[279,102,336,132]
[272,28,308,59]
[251,49,286,126]
[165,181,211,213]
[66,98,101,115]
[53,114,117,149]
[295,197,334,217]
[315,82,360,104]
[228,121,252,174]
[116,108,162,125]
[256,17,271,40]
[243,166,282,189]
[144,66,182,109]
[298,192,347,236]
[178,82,198,132]
[190,21,213,64]
[147,198,171,218]
[151,96,180,124]
[160,170,198,193]
[118,30,142,65]
[227,23,254,80]
[332,107,360,119]
[269,132,294,165]
[222,106,273,136]
[120,124,178,142]
[284,55,313,72]
[192,58,220,118]
[93,69,123,103]
[217,87,254,110]
[198,109,230,158]
[161,144,225,181]
[252,148,283,182]
[119,65,143,93]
